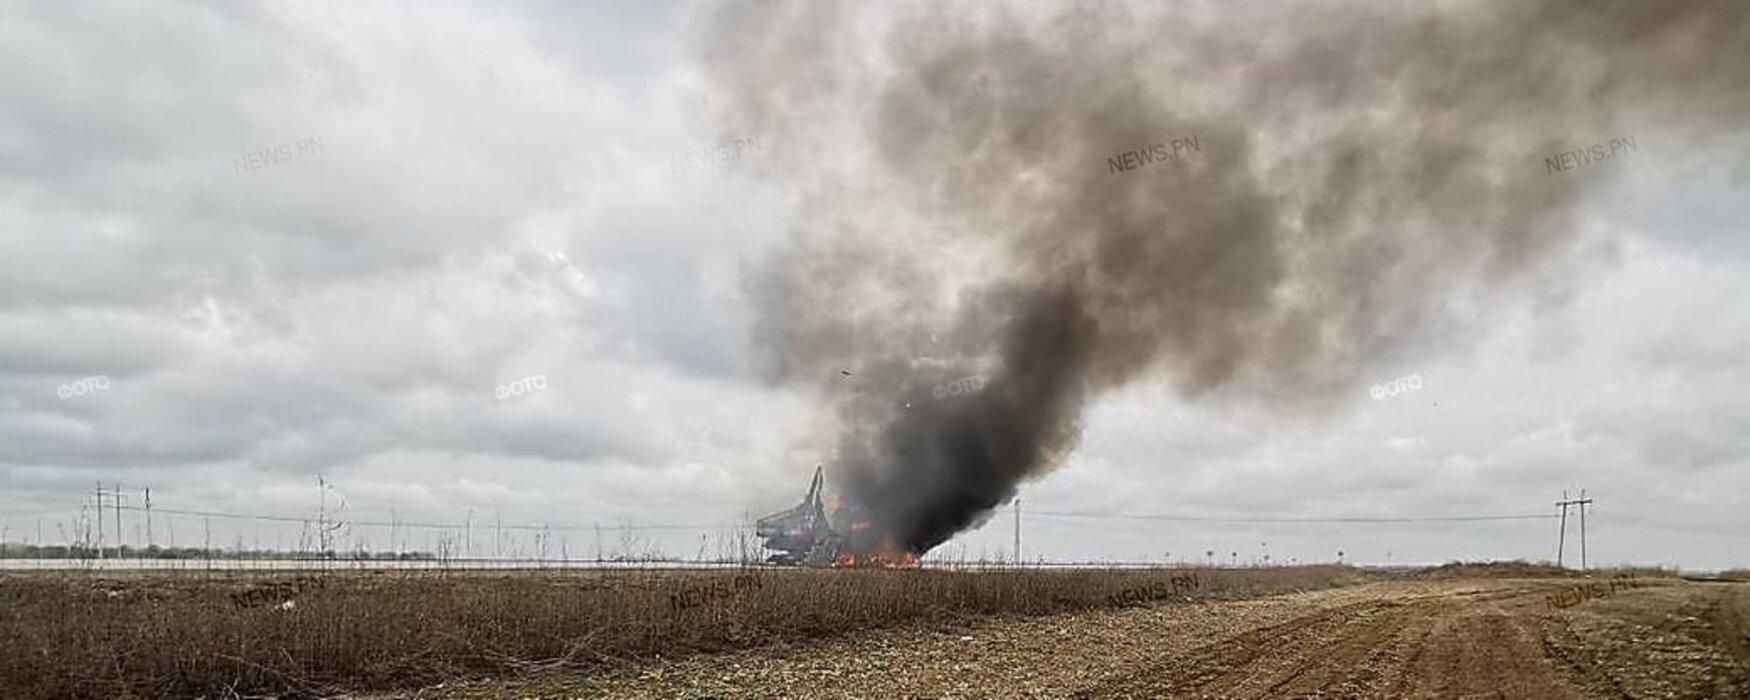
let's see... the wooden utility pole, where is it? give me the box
[1555,489,1594,570]
[1013,498,1022,566]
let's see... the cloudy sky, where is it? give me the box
[1,0,1745,570]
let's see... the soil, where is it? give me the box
[417,577,1750,699]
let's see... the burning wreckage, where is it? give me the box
[755,466,918,568]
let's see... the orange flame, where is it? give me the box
[833,536,919,569]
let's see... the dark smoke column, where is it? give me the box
[703,0,1750,555]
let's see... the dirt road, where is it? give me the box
[432,577,1750,699]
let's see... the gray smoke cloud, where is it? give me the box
[700,0,1750,554]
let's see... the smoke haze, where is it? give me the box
[700,0,1750,554]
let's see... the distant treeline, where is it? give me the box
[0,543,435,561]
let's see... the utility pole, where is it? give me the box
[316,475,344,561]
[94,483,128,558]
[1013,497,1022,566]
[1556,490,1568,565]
[93,482,104,560]
[1555,489,1594,570]
[318,475,327,556]
[114,483,123,555]
[142,487,152,550]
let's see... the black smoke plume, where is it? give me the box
[699,0,1750,554]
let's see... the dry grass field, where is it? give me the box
[0,564,1371,698]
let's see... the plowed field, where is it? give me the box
[436,577,1750,699]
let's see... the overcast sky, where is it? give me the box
[1,0,1745,570]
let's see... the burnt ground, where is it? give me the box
[417,577,1750,699]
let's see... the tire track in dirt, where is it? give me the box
[1249,600,1430,698]
[1075,581,1593,698]
[1404,599,1590,699]
[1070,599,1406,697]
[1538,622,1632,699]
[1536,582,1750,698]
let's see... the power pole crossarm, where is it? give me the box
[1554,490,1595,571]
[93,483,130,559]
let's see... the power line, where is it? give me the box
[114,505,1561,533]
[111,504,714,533]
[0,506,82,518]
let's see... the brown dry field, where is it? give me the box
[0,565,1368,698]
[425,576,1750,699]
